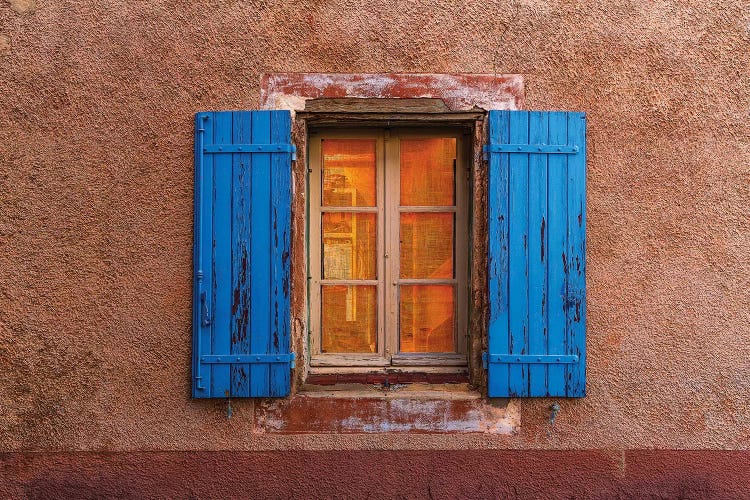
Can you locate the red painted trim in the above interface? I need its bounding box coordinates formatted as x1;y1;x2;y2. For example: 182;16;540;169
254;395;514;433
260;73;524;111
3;451;749;498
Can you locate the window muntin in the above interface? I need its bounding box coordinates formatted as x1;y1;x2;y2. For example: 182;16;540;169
309;129;468;368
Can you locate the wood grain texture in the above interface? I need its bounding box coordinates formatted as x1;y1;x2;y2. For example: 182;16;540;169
487;110;586;397
304;98;452;113
193;111;294;398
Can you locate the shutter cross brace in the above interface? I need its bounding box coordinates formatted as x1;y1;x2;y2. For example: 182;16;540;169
203;143;297;160
200;353;296;368
482;144;578;159
482;352;579;368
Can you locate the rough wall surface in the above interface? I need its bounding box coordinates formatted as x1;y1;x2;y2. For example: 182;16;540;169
3;451;750;499
1;0;749;456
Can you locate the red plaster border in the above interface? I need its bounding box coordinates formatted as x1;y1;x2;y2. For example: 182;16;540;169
3;451;749;498
260;73;524;112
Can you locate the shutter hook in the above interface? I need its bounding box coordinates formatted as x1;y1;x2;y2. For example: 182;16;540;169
547;402;561;436
225;391;233;420
549;403;560;427
549;402;561;424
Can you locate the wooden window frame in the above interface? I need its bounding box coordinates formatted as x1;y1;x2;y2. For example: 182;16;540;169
308;127;470;372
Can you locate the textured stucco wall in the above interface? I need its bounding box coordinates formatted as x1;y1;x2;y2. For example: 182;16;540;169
3;451;750;498
1;0;749;454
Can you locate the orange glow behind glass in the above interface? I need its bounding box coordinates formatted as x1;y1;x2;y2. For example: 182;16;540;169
399;285;454;353
322;139;377;207
322;285;377;353
400;213;453;279
323;212;377;280
400;138;456;206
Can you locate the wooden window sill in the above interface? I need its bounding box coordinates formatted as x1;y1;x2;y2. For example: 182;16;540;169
297;382;481;400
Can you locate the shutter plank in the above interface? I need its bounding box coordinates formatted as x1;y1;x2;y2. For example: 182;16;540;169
212;112;233;398
566;112;587;397
193;110;294;398
231;111;252;397
487;111;510;398
546;112;569;397
508;111;530;397
269;111;293;397
249;111;272;397
528;111;549;396
193;113;214;397
486;110;586;398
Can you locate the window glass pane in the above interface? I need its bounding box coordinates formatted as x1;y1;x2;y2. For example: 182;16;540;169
399;285;454;353
322;139;376;207
400;138;456;206
400;213;453;279
322;285;377;353
323;212;376;280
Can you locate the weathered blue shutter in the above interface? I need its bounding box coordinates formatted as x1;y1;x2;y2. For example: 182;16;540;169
193;110;295;398
485;110;586;397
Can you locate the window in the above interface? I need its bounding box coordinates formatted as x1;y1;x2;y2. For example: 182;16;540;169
308;129;469;370
192;108;586;399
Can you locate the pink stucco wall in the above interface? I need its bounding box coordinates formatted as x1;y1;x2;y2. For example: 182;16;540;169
1;0;749;494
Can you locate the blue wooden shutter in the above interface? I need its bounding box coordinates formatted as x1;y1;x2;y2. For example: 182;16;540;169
485;110;586;397
192;110;295;398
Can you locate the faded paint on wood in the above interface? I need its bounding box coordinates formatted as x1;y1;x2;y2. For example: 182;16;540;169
487;110;586;398
304;98;452;113
193;110;293;398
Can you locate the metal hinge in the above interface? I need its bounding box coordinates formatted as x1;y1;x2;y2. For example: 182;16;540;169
200;291;212;327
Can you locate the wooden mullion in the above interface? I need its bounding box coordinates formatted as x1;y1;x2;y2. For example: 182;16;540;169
308;135;323;357
321;206;378;213
455;133;470;356
320;279;379;286
397;279;457;285
384;132;400;360
398;206;457;213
